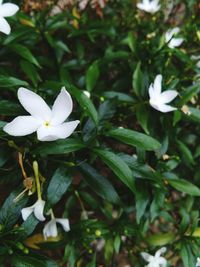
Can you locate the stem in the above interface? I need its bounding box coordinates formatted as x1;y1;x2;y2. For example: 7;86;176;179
33;161;42;200
18;153;28;180
75;190;88;219
50;209;55;220
13;188;29;203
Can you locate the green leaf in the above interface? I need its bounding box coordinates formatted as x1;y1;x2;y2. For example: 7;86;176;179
132;61;143;97
106;128;161;151
179;83;200;105
66;83;98;125
21;214;39;237
135;190;149;224
177;140;194;166
0;75;28;88
79;163;120;204
9;44;40;68
47;167;72;206
93;148;135;193
32;138;85;155
180;244;196;267
114;235;121;254
0;100;22;115
136;104;149;134
168;178;200;196
11;254;59;267
20;60;41;87
103;91;135;103
86;61;100;91
0;191;27;229
147;232;176;246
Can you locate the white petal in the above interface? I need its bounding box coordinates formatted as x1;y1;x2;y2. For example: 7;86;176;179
3;116;40;136
157;104;177;113
0;3;19;17
153;74;162;96
21;206;34;221
51;87;73;125
160;90;178;104
157;257;167;266
141;252;154;262
148;84;155;99
37;120;80;141
168;38;183;48
43;219;57;239
0;16;10;35
137;3;146;10
56;218;70;232
34;200;46;221
155;247;167;257
18;88;52;121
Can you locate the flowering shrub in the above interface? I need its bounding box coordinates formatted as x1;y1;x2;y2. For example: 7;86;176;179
1;0;200;266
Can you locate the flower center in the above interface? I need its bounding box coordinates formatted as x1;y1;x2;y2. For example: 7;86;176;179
44;121;51;128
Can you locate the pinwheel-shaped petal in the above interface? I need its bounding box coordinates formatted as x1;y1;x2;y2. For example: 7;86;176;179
3;87;80;141
165;27;184;49
0;1;19;35
137;0;160;14
149;74;178;113
21;199;46;221
141;247;167;267
43;218;70;239
196;257;200;267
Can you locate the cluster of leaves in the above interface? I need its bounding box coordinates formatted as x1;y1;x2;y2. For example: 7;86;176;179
1;0;200;266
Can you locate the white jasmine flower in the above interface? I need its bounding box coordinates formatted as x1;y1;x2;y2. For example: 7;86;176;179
141;247;167;267
137;0;160;14
165;27;184;49
149;74;178;112
0;0;19;35
3;87;80;141
196;257;200;267
43;218;70;239
21;199;45;221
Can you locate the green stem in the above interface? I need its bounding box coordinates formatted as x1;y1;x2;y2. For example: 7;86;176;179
50;209;55;220
33;161;42;200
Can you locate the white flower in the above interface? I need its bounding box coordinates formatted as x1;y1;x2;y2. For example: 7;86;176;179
165;27;184;49
149;74;178;113
196;257;200;267
0;0;19;35
43;218;70;239
3;87;80;141
137;0;160;14
21;199;45;221
141;247;167;267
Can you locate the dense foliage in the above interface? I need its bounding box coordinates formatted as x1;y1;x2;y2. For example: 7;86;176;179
1;0;200;266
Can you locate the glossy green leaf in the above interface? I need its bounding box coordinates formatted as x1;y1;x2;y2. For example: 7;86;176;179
86;61;99;91
106;128;161;151
32;138;85;155
168;179;200;196
79;162;120;204
93;148;135;193
47;167;72;206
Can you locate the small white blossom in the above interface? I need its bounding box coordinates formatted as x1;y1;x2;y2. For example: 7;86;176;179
137;0;160;14
165;27;184;49
3;87;80;141
0;0;19;35
196;257;200;267
149;74;178;113
21;199;45;221
43;218;70;239
141;247;167;267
